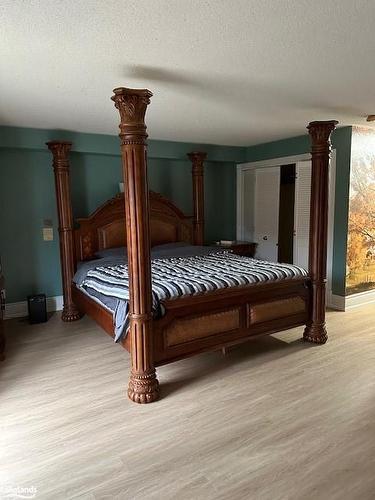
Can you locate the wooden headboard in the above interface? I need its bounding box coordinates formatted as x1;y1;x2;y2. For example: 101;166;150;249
74;191;193;261
46;137;206;323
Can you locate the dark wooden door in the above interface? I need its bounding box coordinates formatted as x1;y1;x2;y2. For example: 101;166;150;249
278;164;296;263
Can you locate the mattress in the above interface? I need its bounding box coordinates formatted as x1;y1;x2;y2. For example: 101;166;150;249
74;244;307;343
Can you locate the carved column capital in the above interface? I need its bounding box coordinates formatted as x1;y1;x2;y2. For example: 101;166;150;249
46;141;72;166
188;151;207;173
111;88;153;144
307;121;338;153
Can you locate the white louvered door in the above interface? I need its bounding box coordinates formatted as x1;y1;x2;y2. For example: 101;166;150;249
254;167;280;261
293;161;312;269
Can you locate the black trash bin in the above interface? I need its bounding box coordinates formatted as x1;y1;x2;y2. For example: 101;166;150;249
27;294;47;324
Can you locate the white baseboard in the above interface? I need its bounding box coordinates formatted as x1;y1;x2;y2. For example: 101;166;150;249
328;293;346;311
345;288;375;310
328;289;375;311
5;289;374;319
5;295;63;320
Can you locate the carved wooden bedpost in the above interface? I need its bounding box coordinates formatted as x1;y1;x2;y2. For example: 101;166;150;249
111;87;159;404
47;141;80;322
304;120;338;344
188;151;206;245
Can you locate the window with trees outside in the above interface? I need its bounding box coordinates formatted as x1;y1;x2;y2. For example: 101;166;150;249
347;127;375;294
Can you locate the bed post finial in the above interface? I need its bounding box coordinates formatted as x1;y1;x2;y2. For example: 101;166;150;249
46;140;81;322
304;120;338;345
188;151;206;245
112;87;159;404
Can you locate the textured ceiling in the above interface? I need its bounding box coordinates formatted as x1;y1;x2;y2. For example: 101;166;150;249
1;0;375;146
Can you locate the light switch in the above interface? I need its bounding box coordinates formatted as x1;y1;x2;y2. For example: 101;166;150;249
43;227;54;241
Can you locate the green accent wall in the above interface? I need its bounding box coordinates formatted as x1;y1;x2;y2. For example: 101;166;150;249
0;124;352;303
0;126;244;302
245;126;353;296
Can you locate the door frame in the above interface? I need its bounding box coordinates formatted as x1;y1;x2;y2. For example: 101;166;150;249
236;151;336;307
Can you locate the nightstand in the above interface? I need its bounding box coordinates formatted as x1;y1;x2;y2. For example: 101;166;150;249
214;241;257;257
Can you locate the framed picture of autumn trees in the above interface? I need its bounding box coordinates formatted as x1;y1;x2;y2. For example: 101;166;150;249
347;127;375;294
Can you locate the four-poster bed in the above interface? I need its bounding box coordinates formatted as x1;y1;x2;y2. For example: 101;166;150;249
47;88;338;404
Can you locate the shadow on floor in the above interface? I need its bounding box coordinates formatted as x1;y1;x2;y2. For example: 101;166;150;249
160;333;317;398
1;314;320;398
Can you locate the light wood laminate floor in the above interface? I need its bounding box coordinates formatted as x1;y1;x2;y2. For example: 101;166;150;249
1;306;375;500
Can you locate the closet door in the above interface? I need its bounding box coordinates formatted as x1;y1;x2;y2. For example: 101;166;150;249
293;160;312;269
254;167;280;261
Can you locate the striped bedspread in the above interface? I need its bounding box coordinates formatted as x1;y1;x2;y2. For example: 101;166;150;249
79;252;307;341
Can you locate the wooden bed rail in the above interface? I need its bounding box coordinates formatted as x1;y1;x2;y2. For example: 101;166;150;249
111;87;159;404
304;120;338;344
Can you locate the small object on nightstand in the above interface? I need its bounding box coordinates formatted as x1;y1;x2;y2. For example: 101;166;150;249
214;240;257;257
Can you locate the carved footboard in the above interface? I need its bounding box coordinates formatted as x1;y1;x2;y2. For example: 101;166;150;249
153;278;310;365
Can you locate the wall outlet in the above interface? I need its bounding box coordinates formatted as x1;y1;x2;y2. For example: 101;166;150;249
43;227;54;241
